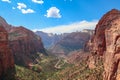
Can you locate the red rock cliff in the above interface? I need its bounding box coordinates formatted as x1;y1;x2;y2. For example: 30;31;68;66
9;26;46;66
0;16;46;67
0;25;14;79
89;9;120;80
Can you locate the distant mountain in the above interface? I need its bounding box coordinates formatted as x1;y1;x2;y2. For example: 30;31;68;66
35;31;68;48
0;16;46;67
48;30;94;56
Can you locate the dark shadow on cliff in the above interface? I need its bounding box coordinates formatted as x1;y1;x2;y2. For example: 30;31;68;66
0;67;16;80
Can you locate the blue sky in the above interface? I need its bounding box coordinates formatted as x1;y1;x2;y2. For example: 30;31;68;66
0;0;120;33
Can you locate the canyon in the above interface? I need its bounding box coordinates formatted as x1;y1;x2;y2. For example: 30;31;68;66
36;30;94;56
0;9;120;80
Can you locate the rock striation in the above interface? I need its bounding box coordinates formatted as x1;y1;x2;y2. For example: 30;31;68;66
88;9;120;80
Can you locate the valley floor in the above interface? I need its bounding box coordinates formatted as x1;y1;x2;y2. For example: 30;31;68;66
14;54;103;80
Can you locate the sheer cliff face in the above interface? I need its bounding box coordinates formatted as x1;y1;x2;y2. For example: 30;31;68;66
0;25;14;79
0;16;46;67
104;10;120;80
89;9;120;80
9;26;46;66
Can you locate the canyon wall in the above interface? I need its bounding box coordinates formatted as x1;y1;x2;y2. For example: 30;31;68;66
0;25;14;80
88;9;120;80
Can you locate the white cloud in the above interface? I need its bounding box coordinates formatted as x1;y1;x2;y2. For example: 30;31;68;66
12;7;15;9
45;7;61;18
32;0;44;4
33;20;98;34
17;3;27;9
17;3;35;14
1;0;11;3
21;9;35;14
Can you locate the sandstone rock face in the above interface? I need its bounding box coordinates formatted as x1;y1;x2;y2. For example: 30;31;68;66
104;10;120;80
0;16;46;67
0;16;12;31
9;26;46;66
89;9;120;80
0;25;14;79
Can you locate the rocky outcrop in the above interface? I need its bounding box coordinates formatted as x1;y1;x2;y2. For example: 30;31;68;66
9;26;46;66
0;25;14;80
103;9;120;80
88;9;120;80
0;16;12;31
0;16;46;67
